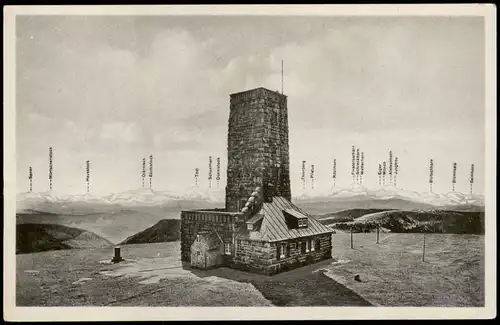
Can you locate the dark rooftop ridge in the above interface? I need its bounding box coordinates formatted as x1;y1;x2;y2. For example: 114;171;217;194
229;87;287;98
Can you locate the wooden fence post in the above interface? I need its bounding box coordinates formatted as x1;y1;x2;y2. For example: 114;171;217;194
350;227;353;249
422;234;426;262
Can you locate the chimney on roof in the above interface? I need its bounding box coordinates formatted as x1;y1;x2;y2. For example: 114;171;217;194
263;166;279;202
263;180;276;203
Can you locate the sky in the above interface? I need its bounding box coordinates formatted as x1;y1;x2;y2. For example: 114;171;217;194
15;15;485;196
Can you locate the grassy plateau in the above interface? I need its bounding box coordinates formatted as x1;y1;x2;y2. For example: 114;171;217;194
17;233;484;307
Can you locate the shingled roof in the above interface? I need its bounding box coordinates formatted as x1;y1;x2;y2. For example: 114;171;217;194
236;196;333;242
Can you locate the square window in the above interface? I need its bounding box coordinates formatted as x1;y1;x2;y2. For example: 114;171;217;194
247;224;253;231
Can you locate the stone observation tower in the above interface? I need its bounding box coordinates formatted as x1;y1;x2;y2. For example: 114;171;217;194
225;87;291;212
180;87;333;276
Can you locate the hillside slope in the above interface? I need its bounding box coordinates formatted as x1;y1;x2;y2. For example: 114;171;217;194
119;219;181;245
315;208;396;224
16;223;114;254
330;210;484;234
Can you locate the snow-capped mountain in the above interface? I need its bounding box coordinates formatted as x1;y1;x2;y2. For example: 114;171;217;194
105;188;181;206
295;187;335;200
293;182;484;209
16;183;483;215
328;183;370;198
369;185;422;202
16;186;225;209
180;185;224;202
322;183;484;207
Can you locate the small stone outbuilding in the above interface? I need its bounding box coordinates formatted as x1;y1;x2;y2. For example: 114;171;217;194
190;230;224;269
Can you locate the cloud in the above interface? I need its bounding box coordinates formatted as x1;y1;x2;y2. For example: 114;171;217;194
15;16;485;195
100;122;141;144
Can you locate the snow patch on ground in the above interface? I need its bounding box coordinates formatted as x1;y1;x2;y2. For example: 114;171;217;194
72;278;93;285
331;259;351;266
24;270;39;274
98;256;269;299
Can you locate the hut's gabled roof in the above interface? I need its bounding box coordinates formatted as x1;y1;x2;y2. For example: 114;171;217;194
236;196;333;242
194;230;223;250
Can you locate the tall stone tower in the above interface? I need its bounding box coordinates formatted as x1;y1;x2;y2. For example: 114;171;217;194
225;87;291;213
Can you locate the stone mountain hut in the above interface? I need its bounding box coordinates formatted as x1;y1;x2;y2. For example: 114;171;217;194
181;87;334;275
190;230;224;269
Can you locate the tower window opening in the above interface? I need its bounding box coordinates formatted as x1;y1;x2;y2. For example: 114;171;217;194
272;111;278;125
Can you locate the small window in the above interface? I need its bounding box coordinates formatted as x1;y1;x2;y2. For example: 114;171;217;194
280;243;286;259
300;241;306;254
247;224;253;231
271;166;279;180
311;239;315;252
224;243;231;255
298;218;308;228
197;251;200;256
315;239;321;251
306;239;310;253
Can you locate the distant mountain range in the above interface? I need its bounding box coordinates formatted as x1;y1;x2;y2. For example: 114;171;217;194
17;184;484;216
17;186;224;206
16;187;225;215
293;184;484;214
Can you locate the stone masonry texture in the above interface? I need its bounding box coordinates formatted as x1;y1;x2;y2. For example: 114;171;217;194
231;234;332;275
225;88;291;213
180;209;243;263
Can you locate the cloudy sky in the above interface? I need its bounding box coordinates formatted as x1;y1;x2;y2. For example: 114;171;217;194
16;15;485;196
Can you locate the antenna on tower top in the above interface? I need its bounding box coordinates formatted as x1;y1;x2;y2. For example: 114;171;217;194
281;60;284;94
